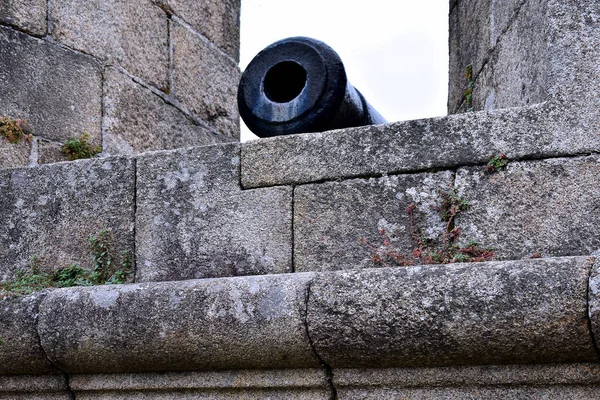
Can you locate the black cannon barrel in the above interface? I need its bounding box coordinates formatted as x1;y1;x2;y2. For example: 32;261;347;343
238;37;386;138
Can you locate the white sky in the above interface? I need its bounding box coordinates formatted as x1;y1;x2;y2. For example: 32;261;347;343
239;0;449;142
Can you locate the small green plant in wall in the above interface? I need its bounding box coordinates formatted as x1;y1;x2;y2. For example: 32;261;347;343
0;230;131;300
485;153;509;173
0;117;32;144
464;65;475;112
61;133;101;160
361;188;494;267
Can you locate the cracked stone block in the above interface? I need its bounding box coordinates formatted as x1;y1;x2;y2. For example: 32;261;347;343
136;143;292;282
448;0;491;113
155;0;240;60
0;0;47;36
0;157;135;280
455;156;600;260
38;274;319;373
0;293;58;375
469;0;548;113
102;67;232;156
0;25;102;143
294;171;454;272
307;257;596;369
172;21;240;137
50;0;168;89
0;138;31;169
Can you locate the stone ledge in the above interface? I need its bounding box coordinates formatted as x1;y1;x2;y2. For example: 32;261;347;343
241;101;600;189
0;256;597;376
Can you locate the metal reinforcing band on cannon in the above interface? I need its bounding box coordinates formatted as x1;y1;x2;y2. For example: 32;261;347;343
238;37;386;138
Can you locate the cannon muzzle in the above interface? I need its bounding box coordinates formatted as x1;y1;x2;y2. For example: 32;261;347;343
238;37;386;138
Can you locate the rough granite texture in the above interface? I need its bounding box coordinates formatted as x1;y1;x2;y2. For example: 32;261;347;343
295;171;453;272
334;363;600;388
37;274;319;373
0;25;102;143
456;156;600;260
338;386;600;399
37;139;68;164
241;102;600;188
102;67;231;156
0;293;58;375
307;257;597;368
0;139;31;169
69;369;329;398
587;258;600;345
135;144;292;282
0;0;47;36
468;0;548;113
172;20;240;137
50;0;169;89
0;157;135;280
155;0;240;60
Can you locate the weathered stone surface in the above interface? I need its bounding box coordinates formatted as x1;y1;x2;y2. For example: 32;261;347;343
172;21;240;137
338;386;600;399
0;293;58;374
50;0;168;89
0;0;46;36
307;257;596;368
468;0;548;113
334;363;600;389
295;171;453;272
70;369;329;399
38;274;319;373
155;0;240;60
241;102;600;188
136;144;292;282
0;375;68;399
455;156;600;260
448;0;490;113
0;26;102;143
102;67;232;156
0;157;135;280
0;138;31;169
37;139;68;164
587;258;600;349
336;363;600;399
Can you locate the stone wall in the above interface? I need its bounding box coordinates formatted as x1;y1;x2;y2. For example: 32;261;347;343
2;0;600;398
0;0;240;168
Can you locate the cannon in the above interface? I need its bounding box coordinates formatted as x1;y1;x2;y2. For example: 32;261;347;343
238;37;386;138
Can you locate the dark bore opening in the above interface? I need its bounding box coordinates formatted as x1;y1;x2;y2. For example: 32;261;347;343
263;61;307;103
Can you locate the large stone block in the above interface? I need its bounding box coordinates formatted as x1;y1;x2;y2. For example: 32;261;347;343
102;67;232;156
294;171;453;272
155;0;240;60
0;26;102;143
136;144;292;282
307;257;597;369
448;0;490;113
0;375;70;399
0;0;46;36
0;157;135;280
241;102;600;188
172;21;240;137
0;293;58;375
455;156;600;260
468;0;548;113
50;0;168;89
335;363;600;399
37;274;319;373
69;369;330;399
0;138;31;169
